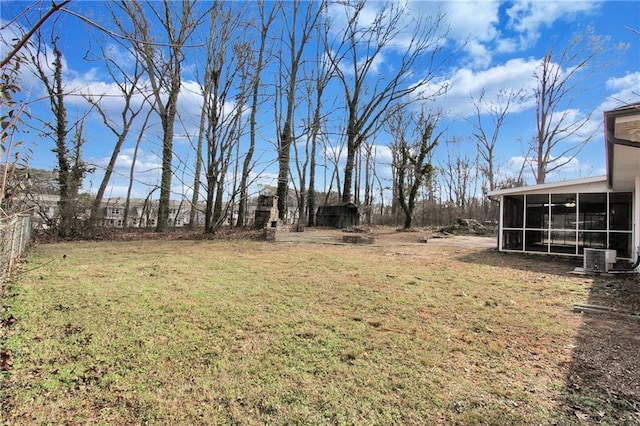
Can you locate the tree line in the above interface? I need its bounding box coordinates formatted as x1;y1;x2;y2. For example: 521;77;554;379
1;0;612;236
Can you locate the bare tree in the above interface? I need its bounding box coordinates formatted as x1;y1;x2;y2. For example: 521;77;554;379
305;68;331;226
292;63;331;226
359;142;377;225
187;1;242;231
439;138;476;221
0;0;70;69
185;12;216;230
29;38;91;236
209;93;246;232
387;106;441;229
113;0;204;232
123;106;155;228
323;139;344;204
85;53;148;228
325;0;448;203
0;53;31;214
291;84;312;225
236;1;277;227
530;27;613;183
469;89;523;193
1;1;70;213
195;3;246;233
274;0;324;222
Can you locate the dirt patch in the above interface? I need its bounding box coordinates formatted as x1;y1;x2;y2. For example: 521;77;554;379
561;275;640;424
274;225;497;249
464;248;640;424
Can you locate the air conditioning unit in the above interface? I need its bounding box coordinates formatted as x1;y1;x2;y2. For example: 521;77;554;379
583;248;616;273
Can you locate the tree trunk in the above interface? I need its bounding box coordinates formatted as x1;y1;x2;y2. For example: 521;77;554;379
188;104;207;230
307;130;317;226
342;140;356;203
156;116;176;232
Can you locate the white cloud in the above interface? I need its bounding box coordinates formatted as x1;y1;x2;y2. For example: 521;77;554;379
464;40;492;69
118;153;161;173
322;143;345;164
502;152;599;186
178;80;205;117
601;72;640;111
504;1;601;49
605;72;640;92
89;149;161;176
520;107;602;149
437;1;500;65
495;37;520;55
369;144;394;181
336;51;387;77
439;1;501;43
423;1;602;68
101;185;135;199
327;0;448;56
84;148;164;197
102;43;138;72
327;1;412;39
432;58;539;118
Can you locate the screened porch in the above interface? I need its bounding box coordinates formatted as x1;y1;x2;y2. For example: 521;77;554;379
500;191;633;258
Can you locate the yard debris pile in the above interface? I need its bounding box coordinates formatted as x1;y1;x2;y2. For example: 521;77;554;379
342;225;371;233
342;234;375;244
341;226;376;243
439;218;491;236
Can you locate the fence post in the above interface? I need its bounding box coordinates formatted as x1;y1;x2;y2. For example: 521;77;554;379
0;219;7;283
0;214;33;285
8;216;16;273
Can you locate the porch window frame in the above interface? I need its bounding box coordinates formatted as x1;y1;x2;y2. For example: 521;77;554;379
500;192;633;258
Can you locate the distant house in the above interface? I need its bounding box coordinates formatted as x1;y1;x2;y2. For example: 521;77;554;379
488;104;640;267
316;203;360;228
21;194;277;230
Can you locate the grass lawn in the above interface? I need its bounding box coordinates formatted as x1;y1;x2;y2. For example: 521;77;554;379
1;232;637;424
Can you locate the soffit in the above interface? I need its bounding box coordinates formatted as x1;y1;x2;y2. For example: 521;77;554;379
609;108;640;191
614;113;640;143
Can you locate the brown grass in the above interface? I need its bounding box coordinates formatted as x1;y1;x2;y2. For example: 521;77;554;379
1;229;638;424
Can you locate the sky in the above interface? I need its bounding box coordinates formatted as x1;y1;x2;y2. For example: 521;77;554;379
1;0;639;205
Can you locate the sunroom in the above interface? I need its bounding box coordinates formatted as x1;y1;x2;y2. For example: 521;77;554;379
488;104;640;268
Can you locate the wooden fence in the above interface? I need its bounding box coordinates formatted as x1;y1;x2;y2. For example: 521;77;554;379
1;214;32;285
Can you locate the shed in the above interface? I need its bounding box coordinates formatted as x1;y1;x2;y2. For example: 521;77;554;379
316;203;360;228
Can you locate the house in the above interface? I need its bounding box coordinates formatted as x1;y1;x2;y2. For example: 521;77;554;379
488;104;640;268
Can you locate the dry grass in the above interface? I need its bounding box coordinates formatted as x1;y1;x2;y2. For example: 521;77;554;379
1;231;637;424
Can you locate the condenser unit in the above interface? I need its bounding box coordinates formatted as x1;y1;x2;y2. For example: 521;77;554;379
583;248;617;273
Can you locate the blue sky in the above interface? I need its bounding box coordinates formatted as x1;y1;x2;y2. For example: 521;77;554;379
1;0;639;204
